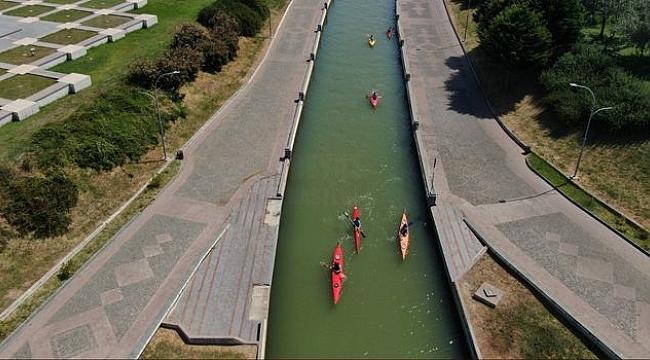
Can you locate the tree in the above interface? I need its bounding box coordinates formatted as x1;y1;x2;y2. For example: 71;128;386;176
480;4;553;71
533;0;584;55
615;0;650;54
540;43;650;133
0;169;78;238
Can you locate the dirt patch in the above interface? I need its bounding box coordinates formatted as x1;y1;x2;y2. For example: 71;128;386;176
459;254;595;358
140;328;257;359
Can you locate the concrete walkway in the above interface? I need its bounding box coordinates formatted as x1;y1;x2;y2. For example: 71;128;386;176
397;0;650;357
0;0;324;357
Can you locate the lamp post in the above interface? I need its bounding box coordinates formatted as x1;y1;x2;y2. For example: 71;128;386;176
463;0;471;41
153;71;180;161
568;82;613;178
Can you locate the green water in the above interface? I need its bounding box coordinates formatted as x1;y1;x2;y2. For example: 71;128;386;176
265;0;468;358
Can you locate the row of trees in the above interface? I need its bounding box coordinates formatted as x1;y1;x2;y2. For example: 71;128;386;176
474;0;650;133
0;0;271;239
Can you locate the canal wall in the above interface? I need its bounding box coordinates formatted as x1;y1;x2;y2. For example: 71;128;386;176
276;0;332;199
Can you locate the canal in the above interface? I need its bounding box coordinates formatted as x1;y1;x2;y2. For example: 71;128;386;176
265;0;469;357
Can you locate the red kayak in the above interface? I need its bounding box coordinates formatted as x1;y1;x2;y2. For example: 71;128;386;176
387;28;393;39
369;92;379;108
352;205;361;253
331;242;345;305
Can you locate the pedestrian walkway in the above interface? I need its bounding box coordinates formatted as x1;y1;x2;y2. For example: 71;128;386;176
397;0;650;357
0;0;325;357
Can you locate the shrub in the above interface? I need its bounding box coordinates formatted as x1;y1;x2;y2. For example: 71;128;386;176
199;0;265;37
0;169;78;238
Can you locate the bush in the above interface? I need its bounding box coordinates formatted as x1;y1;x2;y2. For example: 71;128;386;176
0;169;78;239
171;22;231;73
198;0;266;37
540;43;650;133
29;86;176;172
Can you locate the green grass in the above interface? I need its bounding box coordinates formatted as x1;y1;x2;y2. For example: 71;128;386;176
0;45;57;65
0;0;215;162
528;153;650;252
0;1;17;11
4;4;54;17
81;14;132;28
40;29;98;45
43;0;80;4
82;0;126;9
0;74;57;100
41;9;93;23
503;302;595;359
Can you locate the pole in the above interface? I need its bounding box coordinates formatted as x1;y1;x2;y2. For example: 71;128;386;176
463;0;471;41
153;71;180;161
568;83;613;178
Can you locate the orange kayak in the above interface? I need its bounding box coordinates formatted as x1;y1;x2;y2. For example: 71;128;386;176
352;205;361;253
398;211;410;260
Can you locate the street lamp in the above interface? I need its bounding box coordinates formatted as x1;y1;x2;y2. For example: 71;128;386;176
463;0;471;41
568;82;613;178
152;71;180;161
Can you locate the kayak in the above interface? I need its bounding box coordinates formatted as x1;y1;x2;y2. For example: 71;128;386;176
331;242;345;305
352;205;361;253
387;29;393;39
398;210;410;260
368;37;376;47
369;93;379;108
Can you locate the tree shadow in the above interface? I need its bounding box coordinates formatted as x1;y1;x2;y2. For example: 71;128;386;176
616;53;650;81
442;47;535;121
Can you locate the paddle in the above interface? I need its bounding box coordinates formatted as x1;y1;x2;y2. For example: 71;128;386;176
343;212;366;238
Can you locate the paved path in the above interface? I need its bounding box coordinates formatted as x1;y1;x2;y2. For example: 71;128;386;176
398;0;650;357
0;0;324;357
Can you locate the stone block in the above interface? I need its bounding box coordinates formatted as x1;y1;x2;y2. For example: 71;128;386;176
0;110;13;127
100;28;125;42
2;99;39;121
128;0;148;10
136;14;157;28
472;282;505;308
58;73;91;93
57;44;86;60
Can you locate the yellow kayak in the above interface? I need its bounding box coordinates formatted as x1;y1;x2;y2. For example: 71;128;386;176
368;37;376;47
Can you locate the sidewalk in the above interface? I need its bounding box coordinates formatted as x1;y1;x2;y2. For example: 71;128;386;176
0;0;325;357
397;0;650;357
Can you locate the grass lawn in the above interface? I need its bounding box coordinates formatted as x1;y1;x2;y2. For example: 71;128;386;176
0;74;57;100
81;14;133;28
4;4;54;17
41;9;94;23
82;0;127;9
40;28;98;45
42;0;79;4
0;1;17;11
0;45;57;65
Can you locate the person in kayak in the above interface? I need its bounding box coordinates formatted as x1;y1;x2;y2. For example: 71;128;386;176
400;222;408;236
352;216;361;229
369;34;374;42
386;27;392;38
332;262;342;274
371;91;378;100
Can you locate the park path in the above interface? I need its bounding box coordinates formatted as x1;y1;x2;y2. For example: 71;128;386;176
0;0;325;358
